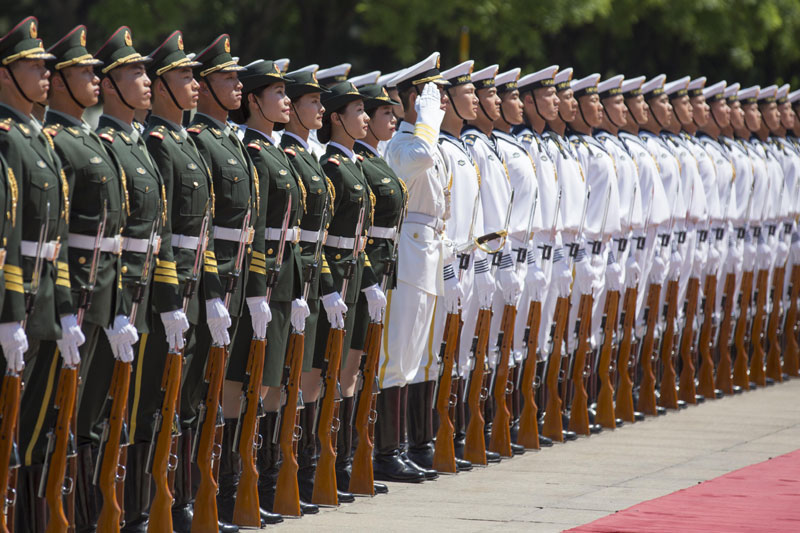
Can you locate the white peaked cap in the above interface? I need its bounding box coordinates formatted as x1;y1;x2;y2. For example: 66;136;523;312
378;69;403;88
316;63;352;83
598;74;624;96
703;80;726;101
554;67;573;89
349;70;381;88
570;73;600;94
664;76;691;97
757;84;777;101
472;64;499;84
738;85;760;102
725;82;741;99
641;74;667;96
518;65;558;92
620;75;646;95
441;60;474;83
392;52;448;91
777;84;790;100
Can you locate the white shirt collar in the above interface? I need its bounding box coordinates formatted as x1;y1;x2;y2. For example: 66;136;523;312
249;127;277;146
282;131;310;151
328;141;356;162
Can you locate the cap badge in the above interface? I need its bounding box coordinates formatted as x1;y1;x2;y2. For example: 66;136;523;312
124;30;132;46
80;30;87;47
224;38;230;53
274;64;280;73
29;22;37;38
177;34;184;50
436;55;440;69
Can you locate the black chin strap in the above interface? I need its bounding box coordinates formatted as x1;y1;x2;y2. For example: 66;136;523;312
160;76;186;111
253;95;275;125
58;70;88;110
478;95;493;124
498;97;514;129
709;105;724;132
205;77;234;113
107;72;135;110
291;101;312;133
335;111;358;142
648;101;668;132
7;65;34;103
445;87;468;122
557;92;571;123
603;107;626;130
576;98;592;131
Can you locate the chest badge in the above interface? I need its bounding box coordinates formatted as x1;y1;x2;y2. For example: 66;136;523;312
354;184;363;191
187;163;198;170
89;156;102;164
512;152;520;158
381;178;391;183
311;175;321;182
36;160;47;168
458;160;466;166
279;169;288;175
136;167;146;175
227;158;237;165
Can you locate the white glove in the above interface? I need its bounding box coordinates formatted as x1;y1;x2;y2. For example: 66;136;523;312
776;241;790;267
246;296;271;339
414;82;445;136
791;239;800;263
525;262;547;301
291;298;311;332
0;322;27;373
573;259;595;295
206;298;231;346
474;263;495;308
442;267;463;314
706;246;722;275
668;250;683;280
104;314;139;363
321;292;347;329
552;257;573;297
362;284;387;322
624;254;641;288
160;309;190;351
606;262;624;292
756;242;772;270
497;268;522;304
691;245;707;279
57;314;85;367
649;254;667;284
743;242;757;271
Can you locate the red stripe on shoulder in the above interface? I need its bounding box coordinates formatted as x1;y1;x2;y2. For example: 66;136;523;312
247;142;261;151
327;157;340;166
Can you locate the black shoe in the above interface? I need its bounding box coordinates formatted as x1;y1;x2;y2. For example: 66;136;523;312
373;452;425;483
337;490;355;503
749;382;758;390
300;500;319;515
121;520;148;533
218;521;239;532
634;411;646;421
695;394;705;403
259;509;284;525
510;443;526;455
455;457;473;472
405;444;435;470
563;430;578;441
615;418;625;427
677;400;688;409
373;482;389;494
656;406;667;415
402;453;438;480
486;450;502;463
538;435;554;447
714;389;724;398
732;385;743;394
765;377;775;385
171;504;193;533
589;424;603;434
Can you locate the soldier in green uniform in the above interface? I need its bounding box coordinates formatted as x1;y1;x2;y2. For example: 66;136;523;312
188;35;278;527
42;24;139;531
228;58;317;517
143;31;231;532
313;81;386;500
92;27;191;531
0;150;26;376
0;16;76;532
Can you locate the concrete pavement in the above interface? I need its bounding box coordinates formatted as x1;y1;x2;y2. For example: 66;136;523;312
268;379;800;531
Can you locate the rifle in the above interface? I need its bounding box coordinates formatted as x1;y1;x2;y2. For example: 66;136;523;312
96;217;161;532
677;276;700;404
147;201;211;533
715;272;737;394
784;262;800;377
42;202;107;533
696;270;718;399
594;287;619;429
193;207;252;532
274;200;327;511
765;261;786;382
732;175;759;391
749;269;769;387
312;206;365;506
232;199;291;525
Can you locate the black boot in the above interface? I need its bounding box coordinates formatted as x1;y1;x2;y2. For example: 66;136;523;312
14;464;47;533
256;412;287;523
372;386;424;483
171;429;194;533
402;381;438;480
216;419;240;524
121;443;151;532
297;402;318;503
335;396;354;491
75;444;99;533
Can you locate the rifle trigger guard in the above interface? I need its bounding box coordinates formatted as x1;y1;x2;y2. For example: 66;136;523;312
6;487;16;508
331;416;341;433
479;386;489;401
532;375;541;389
504;381;514;395
368;409;378;425
211;443;222;462
168;452;179;472
448;392;458;408
62;476;74;496
254;433;263;451
115;464;127;483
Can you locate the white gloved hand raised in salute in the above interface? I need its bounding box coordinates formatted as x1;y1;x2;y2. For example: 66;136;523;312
414;82;446;140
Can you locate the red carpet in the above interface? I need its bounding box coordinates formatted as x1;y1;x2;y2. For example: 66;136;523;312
568;448;800;533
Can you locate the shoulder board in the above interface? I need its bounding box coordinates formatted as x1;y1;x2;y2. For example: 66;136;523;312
43;125;61;137
0;119;11;132
284;147;296;157
463;134;477;145
186;124;206;134
521;133;533;143
356;154;364;161
248;142;261;151
99;132;115;143
149;130;164;140
327;157;340;166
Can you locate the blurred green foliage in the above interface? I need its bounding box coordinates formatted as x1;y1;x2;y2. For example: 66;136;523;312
3;0;799;86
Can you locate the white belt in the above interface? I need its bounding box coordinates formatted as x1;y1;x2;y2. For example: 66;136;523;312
326;235;365;250
171;234;200;249
367;226;396;240
405;212;444;233
122;235;161;254
68;233;123;255
214;226;254;243
21;240;60;261
299;229;321;243
265;227;299;243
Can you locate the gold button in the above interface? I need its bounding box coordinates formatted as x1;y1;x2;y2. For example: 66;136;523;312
326;223;330;229
121;265;128;274
368;239;374;245
286;183;291;189
267;248;273;255
193;181;199;187
247;246;252;254
335;254;341;260
5;211;9;220
389;190;394;195
317;188;322;193
413;233;419;239
101;176;107;183
145;186;149;192
78;256;86;264
234;176;239;182
43;182;48;189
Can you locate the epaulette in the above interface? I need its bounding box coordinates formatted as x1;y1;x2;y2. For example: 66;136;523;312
327;157;340;166
284;147;296;157
463;134;476;145
98;130;115;143
149;130;164;140
248;142;261;151
521;133;533;143
186;124;206;135
16;123;31;137
43;125;61;137
356;154;364;161
0;119;11;132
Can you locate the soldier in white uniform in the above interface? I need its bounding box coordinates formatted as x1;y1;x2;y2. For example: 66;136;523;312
375;52;451;481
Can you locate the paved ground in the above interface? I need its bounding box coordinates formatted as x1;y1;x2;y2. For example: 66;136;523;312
269;379;800;532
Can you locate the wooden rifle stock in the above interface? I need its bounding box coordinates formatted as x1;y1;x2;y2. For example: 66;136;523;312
350;322;383;493
312;327;344;506
517;300;541;449
678;277;700;404
231;339;265;526
147;349;182;533
697;274;718;398
715;273;737;393
568;293;593;435
595;290;620;429
463;308;492;464
657;279;679;409
0;373;20;533
765;266;787;382
615;286;637;422
542;297;569;441
95;360;131;533
489;304;516;457
749;268;769;386
192;345;227;533
783;264;800;377
732;271;754;390
637;283;661;415
43;367;78;533
431;313;459;473
274;332;304;514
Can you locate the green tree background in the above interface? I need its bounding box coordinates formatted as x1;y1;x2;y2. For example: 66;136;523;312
4;0;799;87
